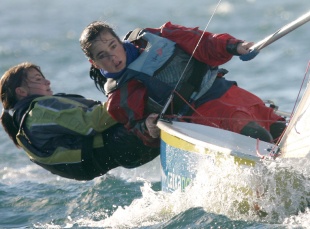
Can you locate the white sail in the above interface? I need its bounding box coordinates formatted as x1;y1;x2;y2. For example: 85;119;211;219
279;78;310;158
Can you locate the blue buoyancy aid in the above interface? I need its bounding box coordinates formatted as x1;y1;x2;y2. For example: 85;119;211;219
105;31;215;113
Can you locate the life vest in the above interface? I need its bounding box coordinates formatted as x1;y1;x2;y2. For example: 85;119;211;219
105;31;218;114
15;95;110;180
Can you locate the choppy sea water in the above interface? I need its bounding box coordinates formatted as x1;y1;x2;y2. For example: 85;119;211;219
0;0;310;228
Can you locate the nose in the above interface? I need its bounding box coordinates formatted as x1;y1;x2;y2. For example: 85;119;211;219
44;79;51;85
110;54;118;62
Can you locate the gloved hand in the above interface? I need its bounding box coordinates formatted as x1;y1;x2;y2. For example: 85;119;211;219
236;41;255;55
145;113;160;138
238;42;260;61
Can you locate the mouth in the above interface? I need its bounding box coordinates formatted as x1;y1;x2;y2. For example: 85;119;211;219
115;61;124;70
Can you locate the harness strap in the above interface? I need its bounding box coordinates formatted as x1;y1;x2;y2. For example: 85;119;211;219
124;28;144;42
81;136;95;176
81;136;106;176
124;28;149;50
167;59;210;115
188;59;211;91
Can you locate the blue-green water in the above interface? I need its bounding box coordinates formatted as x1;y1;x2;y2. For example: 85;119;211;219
1;0;310;228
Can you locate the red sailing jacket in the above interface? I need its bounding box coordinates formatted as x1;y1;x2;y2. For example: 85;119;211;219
145;22;241;66
106;22;242;146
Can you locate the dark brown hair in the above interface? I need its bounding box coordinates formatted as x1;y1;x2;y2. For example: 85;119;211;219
80;21;122;94
0;62;43;147
79;21;121;59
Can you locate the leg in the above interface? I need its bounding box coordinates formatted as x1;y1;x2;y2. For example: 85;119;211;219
270;121;287;141
240;121;273;142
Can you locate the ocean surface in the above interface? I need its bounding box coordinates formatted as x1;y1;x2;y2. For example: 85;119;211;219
0;0;310;228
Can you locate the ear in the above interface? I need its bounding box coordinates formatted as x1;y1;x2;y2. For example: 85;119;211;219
89;59;99;69
15;87;28;98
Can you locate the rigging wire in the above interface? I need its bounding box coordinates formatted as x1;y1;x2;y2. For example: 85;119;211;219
162;0;223;170
160;0;223;117
287;60;310;124
271;60;310;158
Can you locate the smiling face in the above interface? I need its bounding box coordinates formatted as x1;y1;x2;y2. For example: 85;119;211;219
89;31;126;73
15;68;53;98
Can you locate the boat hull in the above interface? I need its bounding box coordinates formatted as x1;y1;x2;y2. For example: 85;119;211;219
158;120;276;192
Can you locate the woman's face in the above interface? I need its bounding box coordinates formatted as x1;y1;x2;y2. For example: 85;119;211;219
18;68;53;97
89;32;126;73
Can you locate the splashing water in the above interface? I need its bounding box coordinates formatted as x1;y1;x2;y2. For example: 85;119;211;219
56;152;310;228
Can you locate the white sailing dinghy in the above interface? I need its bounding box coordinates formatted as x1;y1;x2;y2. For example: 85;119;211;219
158;11;310;193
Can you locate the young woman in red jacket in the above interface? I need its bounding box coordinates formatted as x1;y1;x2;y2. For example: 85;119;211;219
79;21;286;145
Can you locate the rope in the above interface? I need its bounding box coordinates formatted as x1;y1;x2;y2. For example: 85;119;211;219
164;89;287;125
256;139;265;159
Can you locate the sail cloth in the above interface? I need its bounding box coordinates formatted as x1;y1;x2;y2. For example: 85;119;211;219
279;68;310;158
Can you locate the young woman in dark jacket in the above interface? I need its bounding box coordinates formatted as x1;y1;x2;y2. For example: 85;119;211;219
0;62;160;180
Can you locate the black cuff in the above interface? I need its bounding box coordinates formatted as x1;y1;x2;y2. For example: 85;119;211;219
226;41;243;56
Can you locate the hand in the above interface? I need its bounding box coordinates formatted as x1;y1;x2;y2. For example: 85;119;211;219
145;113;160;138
238;41;260;61
236;41;255;55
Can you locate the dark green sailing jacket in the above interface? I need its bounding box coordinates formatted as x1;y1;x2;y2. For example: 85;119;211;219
13;94;118;180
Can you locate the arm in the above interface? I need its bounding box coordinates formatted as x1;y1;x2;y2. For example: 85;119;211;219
145;22;244;66
27;96;117;137
107;80;147;125
107;80;160;146
129;118;160;147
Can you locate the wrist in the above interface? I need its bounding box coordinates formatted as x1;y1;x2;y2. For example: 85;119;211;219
226;40;243;56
